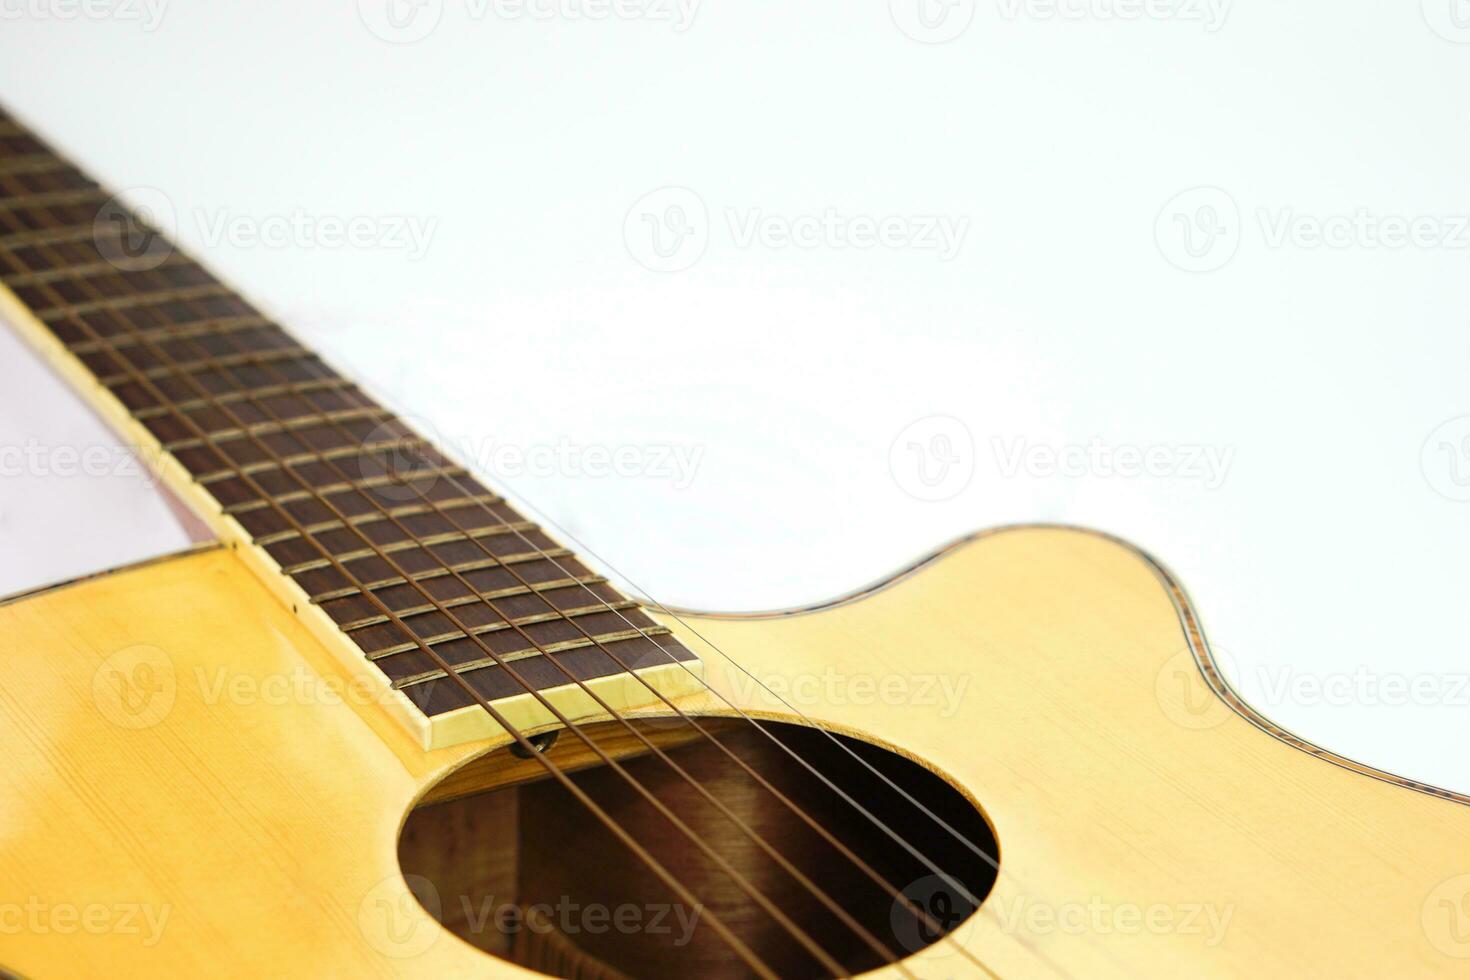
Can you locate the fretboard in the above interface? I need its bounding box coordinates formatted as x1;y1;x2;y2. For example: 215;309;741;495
0;105;698;745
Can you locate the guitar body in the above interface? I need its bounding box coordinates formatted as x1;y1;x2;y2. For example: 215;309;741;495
2;526;1465;978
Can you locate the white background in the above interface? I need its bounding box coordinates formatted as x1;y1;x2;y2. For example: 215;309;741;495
1;0;1469;794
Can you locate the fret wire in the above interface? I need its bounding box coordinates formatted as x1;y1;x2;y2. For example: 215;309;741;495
37;282;234;320
163;406;394;451
332;573;607;631
96;343;314;386
372;616;659;666
254;494;505;546
219;465;467;511
392;645;546;682
0;186;105;213
279;521;541;575
135;377;358;419
305;549;577;603
68;314;273;355
298;546;559;587
2;252;189;288
198;439;433;486
366;598;645;649
141;261;916;977
386;625;670;686
0;154;71;177
0;221;106;250
0;183;786;980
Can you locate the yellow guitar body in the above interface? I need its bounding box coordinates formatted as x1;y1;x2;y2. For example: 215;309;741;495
1;527;1465;978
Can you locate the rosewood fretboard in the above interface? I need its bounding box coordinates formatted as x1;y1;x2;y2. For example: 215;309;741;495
0;106;697;731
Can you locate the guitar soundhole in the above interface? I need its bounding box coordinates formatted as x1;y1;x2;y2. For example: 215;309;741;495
400;719;999;978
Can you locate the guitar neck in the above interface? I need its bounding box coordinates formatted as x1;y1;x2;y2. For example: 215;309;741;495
0;105;699;749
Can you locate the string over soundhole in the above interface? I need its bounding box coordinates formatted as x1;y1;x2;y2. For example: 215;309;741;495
400;718;999;979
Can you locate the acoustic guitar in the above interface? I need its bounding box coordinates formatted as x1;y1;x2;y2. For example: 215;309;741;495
0;103;1466;979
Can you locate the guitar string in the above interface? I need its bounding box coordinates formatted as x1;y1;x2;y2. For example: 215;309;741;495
144;297;924;977
0;209;795;980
